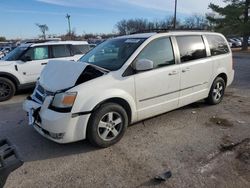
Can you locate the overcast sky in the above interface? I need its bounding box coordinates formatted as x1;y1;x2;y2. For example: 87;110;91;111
0;0;226;39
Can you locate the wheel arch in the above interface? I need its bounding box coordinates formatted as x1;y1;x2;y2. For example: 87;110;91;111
92;97;132;124
216;72;228;86
0;72;20;89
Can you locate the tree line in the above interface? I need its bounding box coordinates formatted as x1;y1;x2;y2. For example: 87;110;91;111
115;15;210;35
1;0;249;50
115;0;250;50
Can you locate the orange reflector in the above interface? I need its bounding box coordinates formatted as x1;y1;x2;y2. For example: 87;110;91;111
62;95;76;105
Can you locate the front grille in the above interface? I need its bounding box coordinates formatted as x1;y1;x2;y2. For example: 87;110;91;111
31;84;54;104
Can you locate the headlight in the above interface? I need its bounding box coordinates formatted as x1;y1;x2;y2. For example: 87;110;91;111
50;92;77;112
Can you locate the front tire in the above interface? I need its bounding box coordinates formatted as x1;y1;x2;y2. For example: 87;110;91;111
0;77;16;102
87;103;128;148
206;77;226;105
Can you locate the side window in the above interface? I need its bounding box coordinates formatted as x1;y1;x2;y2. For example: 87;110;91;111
176;36;207;63
135;37;175;69
25;46;49;60
206;35;229;56
52;45;71;58
72;45;91;55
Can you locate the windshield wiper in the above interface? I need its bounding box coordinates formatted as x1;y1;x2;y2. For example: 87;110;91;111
83;62;110;73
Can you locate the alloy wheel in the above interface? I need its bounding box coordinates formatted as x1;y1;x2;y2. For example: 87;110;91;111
212;82;224;101
97;112;123;141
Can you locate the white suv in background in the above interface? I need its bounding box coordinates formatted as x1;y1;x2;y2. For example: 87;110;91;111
23;31;234;147
0;41;92;101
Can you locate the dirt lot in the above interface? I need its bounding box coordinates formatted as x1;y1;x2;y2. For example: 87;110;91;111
1;54;250;188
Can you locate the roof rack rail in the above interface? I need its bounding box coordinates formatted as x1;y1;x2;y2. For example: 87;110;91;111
130;28;210;35
21;38;62;44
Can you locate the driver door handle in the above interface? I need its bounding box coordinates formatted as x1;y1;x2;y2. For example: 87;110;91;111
169;70;179;76
182;68;191;73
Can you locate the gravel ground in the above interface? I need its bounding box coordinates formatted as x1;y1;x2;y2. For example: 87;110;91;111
1;54;250;188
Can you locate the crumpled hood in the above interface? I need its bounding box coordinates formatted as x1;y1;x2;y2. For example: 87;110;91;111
39;60;88;92
0;60;14;66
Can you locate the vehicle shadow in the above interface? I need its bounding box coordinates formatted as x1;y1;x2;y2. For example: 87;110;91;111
0;98;224;163
2;127;97;163
0;102;98;163
15;88;34;95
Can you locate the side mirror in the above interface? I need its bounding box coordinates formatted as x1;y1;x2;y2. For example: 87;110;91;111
135;59;154;71
20;56;31;62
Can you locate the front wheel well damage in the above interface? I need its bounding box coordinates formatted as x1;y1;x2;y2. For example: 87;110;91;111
93;98;132;124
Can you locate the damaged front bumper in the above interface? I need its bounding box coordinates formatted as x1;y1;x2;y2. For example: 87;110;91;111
23;96;91;144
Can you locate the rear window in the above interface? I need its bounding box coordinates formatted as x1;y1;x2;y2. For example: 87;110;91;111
176;36;207;63
72;45;91;55
52;45;71;58
206;35;229;56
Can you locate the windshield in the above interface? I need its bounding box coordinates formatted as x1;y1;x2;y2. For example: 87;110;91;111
79;38;146;71
3;46;28;61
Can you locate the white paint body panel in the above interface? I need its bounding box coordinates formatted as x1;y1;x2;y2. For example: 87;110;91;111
0;41;88;86
134;65;181;120
23;32;235;144
39;60;87;92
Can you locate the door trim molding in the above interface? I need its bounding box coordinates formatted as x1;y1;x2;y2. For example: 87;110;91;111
139;82;208;102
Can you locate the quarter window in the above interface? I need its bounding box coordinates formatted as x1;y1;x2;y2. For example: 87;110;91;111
135;37;175;69
72;45;91;55
52;45;71;58
206;35;229;56
176;36;207;63
25;46;49;60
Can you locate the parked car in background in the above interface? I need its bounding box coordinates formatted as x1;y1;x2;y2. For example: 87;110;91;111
228;38;242;48
229;37;250;46
0;41;91;101
0;47;13;59
227;41;233;48
23;31;234;148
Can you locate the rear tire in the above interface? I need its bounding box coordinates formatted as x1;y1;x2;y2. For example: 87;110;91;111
0;77;16;102
87;103;128;148
206;77;225;105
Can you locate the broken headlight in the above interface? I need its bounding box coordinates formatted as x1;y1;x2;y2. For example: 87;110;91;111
50;92;77;113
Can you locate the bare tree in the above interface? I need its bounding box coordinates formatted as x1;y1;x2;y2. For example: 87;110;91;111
0;36;6;41
36;23;49;39
116;19;149;35
184;14;209;30
115;17;181;35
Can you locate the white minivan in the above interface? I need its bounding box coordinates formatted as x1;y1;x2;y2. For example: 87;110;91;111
23;31;234;147
0;41;92;101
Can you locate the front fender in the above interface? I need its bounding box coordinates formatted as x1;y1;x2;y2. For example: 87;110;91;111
72;89;138;123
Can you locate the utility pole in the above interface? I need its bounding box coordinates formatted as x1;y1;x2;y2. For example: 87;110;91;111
173;0;177;29
66;14;71;35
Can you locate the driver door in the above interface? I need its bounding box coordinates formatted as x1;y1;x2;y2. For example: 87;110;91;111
134;37;181;120
18;46;49;83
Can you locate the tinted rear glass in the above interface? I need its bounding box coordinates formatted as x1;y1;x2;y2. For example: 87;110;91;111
176;36;207;63
72;45;91;55
206;35;229;56
52;45;71;58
